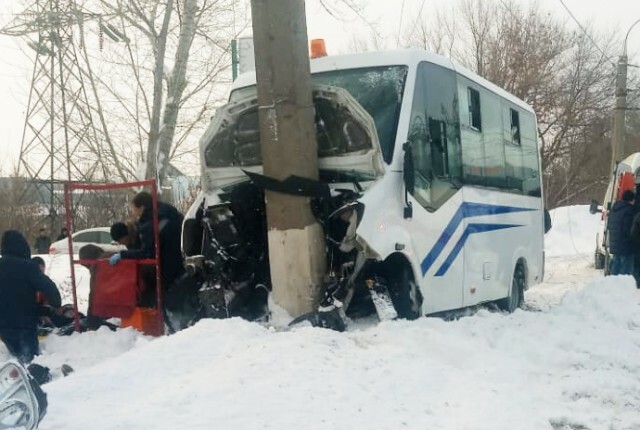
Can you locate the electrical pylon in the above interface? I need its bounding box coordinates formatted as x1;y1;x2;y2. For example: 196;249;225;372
3;0;103;234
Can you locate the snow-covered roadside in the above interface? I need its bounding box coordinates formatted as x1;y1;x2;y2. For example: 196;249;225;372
544;205;601;258
526;255;600;311
527;205;603;310
39;274;640;430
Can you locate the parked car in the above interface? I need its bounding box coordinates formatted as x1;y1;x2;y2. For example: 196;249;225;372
48;227;125;254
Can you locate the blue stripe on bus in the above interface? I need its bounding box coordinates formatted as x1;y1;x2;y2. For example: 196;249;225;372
434;223;522;277
420;202;535;276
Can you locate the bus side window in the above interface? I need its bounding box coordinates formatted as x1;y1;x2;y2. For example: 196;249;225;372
468;88;482;131
520;111;540;196
407;62;461;212
510;108;521;145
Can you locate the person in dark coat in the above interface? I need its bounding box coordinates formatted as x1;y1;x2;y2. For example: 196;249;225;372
607;190;636;276
33;228;51;254
110;192;185;296
56;227;68;241
0;230;61;363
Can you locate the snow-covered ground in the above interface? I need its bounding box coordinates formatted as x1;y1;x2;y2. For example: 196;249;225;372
3;206;640;430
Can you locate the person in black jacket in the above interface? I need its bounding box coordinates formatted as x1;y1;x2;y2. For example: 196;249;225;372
607;190;636;276
56;227;68;241
109;192;185;298
0;230;61;363
33;228;51;254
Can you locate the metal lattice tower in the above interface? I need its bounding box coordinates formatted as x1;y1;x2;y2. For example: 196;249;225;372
3;0;103;233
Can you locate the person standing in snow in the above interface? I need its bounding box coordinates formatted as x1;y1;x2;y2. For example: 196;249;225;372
607;190;636;276
33;228;51;254
109;192;185;297
0;230;61;363
628;187;640;287
56;227;68;241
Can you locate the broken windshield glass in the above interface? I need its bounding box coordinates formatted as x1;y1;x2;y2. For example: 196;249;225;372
228;65;408;163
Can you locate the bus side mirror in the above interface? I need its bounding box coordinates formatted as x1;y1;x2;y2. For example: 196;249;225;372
589;200;602;214
403;142;414;219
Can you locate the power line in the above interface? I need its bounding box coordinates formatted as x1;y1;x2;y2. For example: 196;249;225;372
406;0;427;44
557;0;615;67
396;0;405;48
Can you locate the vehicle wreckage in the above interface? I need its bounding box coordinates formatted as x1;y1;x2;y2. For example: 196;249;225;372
180;83;420;330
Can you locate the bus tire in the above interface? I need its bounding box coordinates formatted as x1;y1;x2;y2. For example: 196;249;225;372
498;263;525;313
388;265;423;320
594;250;605;270
604;252;611;276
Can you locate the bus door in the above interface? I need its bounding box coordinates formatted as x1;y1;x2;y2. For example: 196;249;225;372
408;190;466;314
405;60;467;313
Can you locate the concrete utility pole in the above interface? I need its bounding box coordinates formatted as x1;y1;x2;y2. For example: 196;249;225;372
250;0;326;317
611;18;640;168
612;55;628;169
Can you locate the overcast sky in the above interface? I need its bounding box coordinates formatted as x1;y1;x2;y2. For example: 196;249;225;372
1;0;639;173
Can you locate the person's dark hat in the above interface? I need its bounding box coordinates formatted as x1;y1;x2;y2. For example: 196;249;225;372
622;190;635;202
1;230;31;259
32;256;45;267
110;222;129;241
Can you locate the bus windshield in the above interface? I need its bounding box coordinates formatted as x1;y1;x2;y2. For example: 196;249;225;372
229;65;408;163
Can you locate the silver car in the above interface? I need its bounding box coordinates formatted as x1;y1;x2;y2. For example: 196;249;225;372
48;227;126;254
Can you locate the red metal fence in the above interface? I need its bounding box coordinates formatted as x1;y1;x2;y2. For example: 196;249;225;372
63;180;164;334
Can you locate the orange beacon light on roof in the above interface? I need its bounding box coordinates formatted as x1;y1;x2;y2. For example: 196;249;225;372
310;39;327;58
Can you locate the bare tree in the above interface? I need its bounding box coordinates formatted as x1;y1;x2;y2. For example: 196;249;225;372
403;0;620;208
69;0;248;185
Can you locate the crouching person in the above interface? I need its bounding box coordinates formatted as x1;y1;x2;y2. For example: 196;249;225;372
0;230;61;363
608;190;636;276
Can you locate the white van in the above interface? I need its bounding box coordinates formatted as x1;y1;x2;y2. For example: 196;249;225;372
591;152;640;271
181;49;545;326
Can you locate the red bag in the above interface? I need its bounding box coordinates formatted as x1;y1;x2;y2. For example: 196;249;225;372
91;260;140;319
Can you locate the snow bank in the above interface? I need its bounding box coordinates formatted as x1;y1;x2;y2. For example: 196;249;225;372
545;205;600;257
37;327;150;371
38;274;640;430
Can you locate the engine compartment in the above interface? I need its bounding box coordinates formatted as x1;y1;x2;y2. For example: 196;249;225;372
176;83;420;330
182;179;381;327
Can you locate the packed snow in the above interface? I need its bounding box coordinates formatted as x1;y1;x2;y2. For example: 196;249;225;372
2;205;640;430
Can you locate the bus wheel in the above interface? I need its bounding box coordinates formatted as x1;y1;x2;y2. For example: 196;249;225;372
498;263;525;313
388;266;423;320
594;250;606;270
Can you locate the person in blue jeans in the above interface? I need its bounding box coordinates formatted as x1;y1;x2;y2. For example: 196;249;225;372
608;190;636;276
0;230;61;363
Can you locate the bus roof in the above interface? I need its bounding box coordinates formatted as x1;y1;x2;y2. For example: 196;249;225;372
231;49;535;114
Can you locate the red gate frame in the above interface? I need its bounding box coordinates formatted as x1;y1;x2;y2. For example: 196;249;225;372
63;179;163;333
